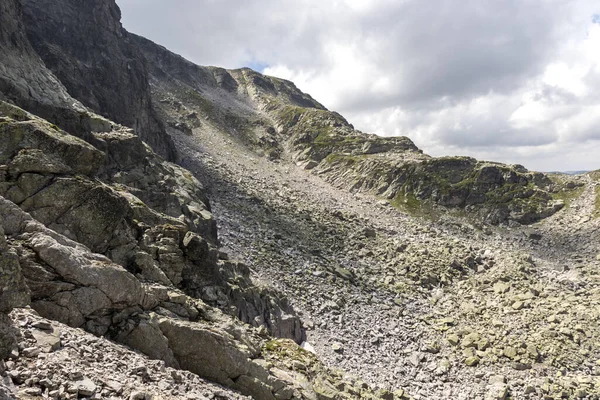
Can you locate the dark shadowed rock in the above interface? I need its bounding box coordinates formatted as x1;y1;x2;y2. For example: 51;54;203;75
19;0;176;160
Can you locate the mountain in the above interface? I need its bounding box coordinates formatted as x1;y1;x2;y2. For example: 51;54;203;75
1;0;599;399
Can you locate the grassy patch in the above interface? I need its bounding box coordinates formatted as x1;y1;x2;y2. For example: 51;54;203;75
551;185;585;207
323;152;366;164
390;191;422;212
263;339;317;365
389;191;439;221
277;105;306;129
181;88;215;115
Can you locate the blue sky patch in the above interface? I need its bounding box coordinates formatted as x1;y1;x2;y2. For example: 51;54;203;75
246;61;270;73
593;14;600;24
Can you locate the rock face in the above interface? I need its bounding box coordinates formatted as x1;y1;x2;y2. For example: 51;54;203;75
19;0;176;161
0;216;30;360
0;100;301;342
0;0;90;134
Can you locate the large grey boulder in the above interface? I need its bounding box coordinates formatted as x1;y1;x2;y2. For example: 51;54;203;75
0;195;144;335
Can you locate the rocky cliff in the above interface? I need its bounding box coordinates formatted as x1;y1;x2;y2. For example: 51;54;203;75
18;0;176;161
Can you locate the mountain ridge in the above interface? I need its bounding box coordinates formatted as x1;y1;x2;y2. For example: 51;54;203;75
1;0;599;399
133;33;576;226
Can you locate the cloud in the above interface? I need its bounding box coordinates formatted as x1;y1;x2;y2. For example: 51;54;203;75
117;0;600;171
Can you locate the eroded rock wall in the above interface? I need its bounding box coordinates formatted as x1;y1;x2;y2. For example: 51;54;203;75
19;0;176;160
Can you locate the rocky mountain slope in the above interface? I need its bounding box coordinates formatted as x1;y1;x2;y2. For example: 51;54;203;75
133;37;574;226
1;0;599;399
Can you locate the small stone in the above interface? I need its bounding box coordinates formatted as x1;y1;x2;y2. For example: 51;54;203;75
461;332;481;348
105;380;123;393
292;360;306;370
22;347;41;358
477;338;490;351
129;391;149;400
424;341;440;354
409;352;423;367
22;387;42;396
503;346;518;359
32;329;61;352
435;359;451;375
486;383;508;400
447;334;460;346
464;356;480;366
31;321;53;331
493;282;510;294
331;343;344;353
526;343;539;360
375;388;394;400
463;347;476;358
40;378;54;388
75;378;97;397
512;362;531;370
488;375;506;385
559;327;572;337
524;385;536;394
69;371;83;380
511;301;524;310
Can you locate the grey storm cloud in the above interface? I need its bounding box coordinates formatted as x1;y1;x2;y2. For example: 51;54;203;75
117;0;600;171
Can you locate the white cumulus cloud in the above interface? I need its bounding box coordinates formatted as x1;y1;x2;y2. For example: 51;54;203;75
118;0;600;171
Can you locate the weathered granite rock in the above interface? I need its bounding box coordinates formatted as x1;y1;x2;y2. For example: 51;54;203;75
0;209;30;360
0;0;82;120
117;314;179;368
0;195;144;331
0;220;30;314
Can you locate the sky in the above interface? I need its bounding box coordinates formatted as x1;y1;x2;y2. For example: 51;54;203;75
117;0;600;172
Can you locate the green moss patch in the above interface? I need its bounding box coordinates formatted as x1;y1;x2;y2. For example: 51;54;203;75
551;185;585;207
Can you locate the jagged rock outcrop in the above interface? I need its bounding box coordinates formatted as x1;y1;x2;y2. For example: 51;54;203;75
314;155;565;224
0;101;302;344
0;192;387;399
0;0;308;347
0;217;30;361
18;0;175;161
0;0;94;138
